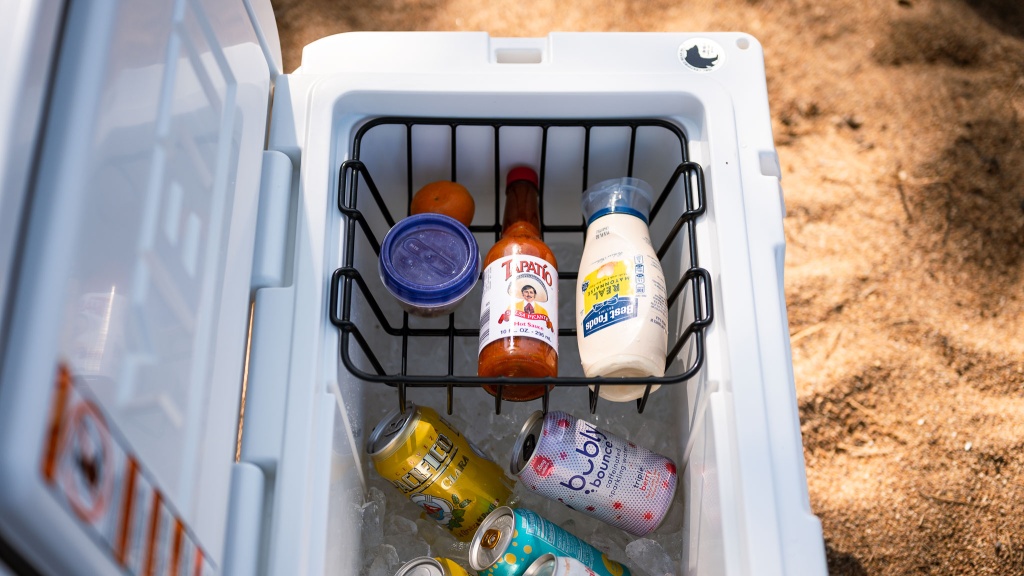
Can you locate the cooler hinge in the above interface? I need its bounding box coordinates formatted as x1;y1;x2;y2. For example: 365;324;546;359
226;149;296;575
221;463;265;576
238;150;295;466
231;286;295;574
252;150;294;290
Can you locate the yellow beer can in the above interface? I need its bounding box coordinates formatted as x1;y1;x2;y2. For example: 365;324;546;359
367;403;515;541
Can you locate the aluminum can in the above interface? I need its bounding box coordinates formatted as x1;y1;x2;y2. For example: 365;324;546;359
524;553;600;576
367;403;515;541
394;556;472;576
510;411;678;536
468;506;630;576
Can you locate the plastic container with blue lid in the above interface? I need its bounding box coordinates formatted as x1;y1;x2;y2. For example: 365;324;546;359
378;212;480;317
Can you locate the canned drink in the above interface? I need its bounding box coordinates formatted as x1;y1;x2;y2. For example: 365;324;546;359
524;553;600;576
468;506;630;576
367;403;515;541
394;556;472;576
510;411;678;536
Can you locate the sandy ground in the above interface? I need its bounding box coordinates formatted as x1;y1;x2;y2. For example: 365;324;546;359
270;0;1024;573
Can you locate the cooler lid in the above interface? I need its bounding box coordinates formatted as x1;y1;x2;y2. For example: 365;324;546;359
0;0;280;573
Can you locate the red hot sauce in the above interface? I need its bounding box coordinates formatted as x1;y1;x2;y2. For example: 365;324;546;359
477;167;558;401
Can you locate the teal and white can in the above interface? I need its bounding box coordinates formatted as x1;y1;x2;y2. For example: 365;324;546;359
467;507;630;576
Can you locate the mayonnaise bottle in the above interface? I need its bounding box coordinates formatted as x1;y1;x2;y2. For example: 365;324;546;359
576;177;669;401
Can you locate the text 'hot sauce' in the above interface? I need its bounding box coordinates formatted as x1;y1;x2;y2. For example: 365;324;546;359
477;167;558;401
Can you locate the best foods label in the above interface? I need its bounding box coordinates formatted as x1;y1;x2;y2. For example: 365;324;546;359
580;260;637;337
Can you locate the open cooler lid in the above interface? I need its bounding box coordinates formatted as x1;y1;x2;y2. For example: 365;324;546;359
0;0;281;574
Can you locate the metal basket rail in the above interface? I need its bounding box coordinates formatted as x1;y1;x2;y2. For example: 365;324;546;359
328;117;713;415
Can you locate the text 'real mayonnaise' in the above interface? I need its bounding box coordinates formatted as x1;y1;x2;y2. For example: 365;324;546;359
576;177;669;402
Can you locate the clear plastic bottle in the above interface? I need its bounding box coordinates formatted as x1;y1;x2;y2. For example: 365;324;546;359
576;177;668;402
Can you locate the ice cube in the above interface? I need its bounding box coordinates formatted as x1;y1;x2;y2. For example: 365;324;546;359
587;529;631;559
361;487;387;550
367;474;427;531
382;508;428;560
415;520;470;565
414;517;447;550
364;544;400;576
384;532;431;563
384;514;418;537
625;537;677;576
648;521;684;567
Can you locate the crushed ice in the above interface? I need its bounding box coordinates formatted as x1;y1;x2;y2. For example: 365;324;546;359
347;386;686;576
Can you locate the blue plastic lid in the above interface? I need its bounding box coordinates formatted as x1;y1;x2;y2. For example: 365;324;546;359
379;213;480;306
581;177;655;226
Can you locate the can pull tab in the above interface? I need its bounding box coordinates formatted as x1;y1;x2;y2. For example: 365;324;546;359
480;529;502;549
523;434;536;461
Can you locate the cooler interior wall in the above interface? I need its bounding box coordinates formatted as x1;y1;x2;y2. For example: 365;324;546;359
322;93;726;575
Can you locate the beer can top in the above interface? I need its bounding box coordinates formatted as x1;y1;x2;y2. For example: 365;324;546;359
393;556;445;576
510;410;546;475
523;553;557;576
366;403;417;456
468;506;516;571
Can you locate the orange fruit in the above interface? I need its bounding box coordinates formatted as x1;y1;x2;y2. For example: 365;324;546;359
410;181;475;227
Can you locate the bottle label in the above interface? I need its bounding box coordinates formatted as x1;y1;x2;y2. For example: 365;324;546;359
478;255;559;353
580;260;638;337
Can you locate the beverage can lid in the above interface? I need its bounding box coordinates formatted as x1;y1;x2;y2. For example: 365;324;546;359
522;554;557;576
581;177;654;225
509;410;546;475
366;403;417;456
393;557;445;576
468;507;516;571
379;213;480;307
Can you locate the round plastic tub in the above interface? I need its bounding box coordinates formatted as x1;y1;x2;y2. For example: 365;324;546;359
378;213;480;317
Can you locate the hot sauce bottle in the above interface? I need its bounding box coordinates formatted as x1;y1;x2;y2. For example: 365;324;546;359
477;167;558;400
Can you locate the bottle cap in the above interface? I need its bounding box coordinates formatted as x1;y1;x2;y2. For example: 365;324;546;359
581;177;655;225
379;213;480;316
507;166;539;188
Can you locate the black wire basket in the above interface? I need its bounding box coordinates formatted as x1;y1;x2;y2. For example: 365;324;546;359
329;117;713;415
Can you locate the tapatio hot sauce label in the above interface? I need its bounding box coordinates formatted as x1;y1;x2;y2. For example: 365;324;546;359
478;254;558;353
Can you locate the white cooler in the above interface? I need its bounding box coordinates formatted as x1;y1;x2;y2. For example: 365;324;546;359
0;1;826;574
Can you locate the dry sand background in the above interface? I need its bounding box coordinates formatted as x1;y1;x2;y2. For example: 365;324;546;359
269;0;1024;573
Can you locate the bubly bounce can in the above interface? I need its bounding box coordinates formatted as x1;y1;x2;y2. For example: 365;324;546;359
524;553;600;576
367;403;515;541
510;411;678;536
468;507;629;576
394;556;472;576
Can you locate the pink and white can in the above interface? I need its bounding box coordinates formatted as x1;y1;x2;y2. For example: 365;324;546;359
509;411;678;536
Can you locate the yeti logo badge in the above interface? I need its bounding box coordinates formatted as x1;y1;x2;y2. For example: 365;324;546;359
679;38;726;72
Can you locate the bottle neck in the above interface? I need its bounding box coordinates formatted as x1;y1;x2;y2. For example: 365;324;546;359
502;180;541;237
586;207;648;228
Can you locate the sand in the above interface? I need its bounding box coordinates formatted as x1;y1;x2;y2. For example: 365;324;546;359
270;0;1024;573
